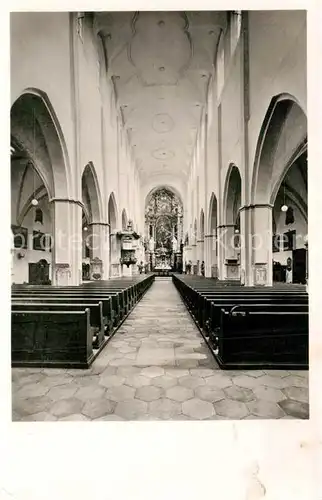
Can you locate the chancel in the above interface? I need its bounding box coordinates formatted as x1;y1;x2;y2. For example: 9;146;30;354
11;11;308;421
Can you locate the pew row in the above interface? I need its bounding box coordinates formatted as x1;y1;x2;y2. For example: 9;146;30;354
172;274;308;370
11;274;155;368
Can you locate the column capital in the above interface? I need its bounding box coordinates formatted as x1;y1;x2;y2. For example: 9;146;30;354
239;203;273;213
217;224;235;229
49;197;84;209
89;221;110;227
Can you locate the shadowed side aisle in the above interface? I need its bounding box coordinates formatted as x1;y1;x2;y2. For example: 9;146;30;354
12;278;309;421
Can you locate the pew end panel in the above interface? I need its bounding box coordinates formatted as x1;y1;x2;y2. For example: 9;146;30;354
11;309;95;369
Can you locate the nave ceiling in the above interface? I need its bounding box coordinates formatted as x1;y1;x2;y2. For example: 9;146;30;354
93;11;226;190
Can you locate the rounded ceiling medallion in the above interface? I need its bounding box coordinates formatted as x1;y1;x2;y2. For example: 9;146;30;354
152;148;175;160
152;113;175;134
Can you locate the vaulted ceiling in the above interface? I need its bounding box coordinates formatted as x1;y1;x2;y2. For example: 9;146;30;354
93;11;226;190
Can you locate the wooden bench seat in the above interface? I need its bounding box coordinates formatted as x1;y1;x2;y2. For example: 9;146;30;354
181;287;308;327
215;307;308;369
207;302;308;343
12;301;105;348
196;293;308;329
12;294;118;327
12;309;94;368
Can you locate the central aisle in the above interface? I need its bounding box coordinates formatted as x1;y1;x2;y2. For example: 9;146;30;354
12;278;309;421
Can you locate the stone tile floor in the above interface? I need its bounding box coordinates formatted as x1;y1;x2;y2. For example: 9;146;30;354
12;278;309;421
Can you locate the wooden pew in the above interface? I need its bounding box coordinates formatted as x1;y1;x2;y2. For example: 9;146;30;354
215;306;308;369
12;290;124;322
172;273;309;370
12;294;116;331
11;274;155;369
196;292;308;329
12;301;105;348
12;309;94;368
206;301;308;339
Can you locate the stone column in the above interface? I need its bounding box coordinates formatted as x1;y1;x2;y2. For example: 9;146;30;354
191;244;197;274
88;222;110;280
204;234;216;278
305;240;308;292
251;204;273;286
217;224;237;280
110;231;121;277
51;198;82;285
196;239;204;275
217;225;225;280
239;205;253;286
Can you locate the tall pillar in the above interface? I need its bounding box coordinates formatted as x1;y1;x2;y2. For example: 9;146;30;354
204;234;216;278
196;239;204;274
89;222;110;279
217;225;226;280
239;205;253;286
217;224;237;280
204;234;211;278
51;199;82;285
191;244;197;274
251;204;273;286
109;232;120;277
304;240;308;292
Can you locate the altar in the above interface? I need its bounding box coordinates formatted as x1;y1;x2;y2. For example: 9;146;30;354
154;264;171;277
144;187;183;275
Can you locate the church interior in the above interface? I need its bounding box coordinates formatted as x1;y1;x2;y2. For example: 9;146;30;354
11;11;308;421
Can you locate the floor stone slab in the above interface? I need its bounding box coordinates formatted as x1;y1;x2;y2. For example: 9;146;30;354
214;399;249;419
224;385;256;403
115;400;148;420
278;399;309;419
178;375;206;389
247;400;285;418
82;399;116;419
166;386;194;402
195;386;226;403
182;398;215;419
136;385;162;402
106;386;136;402
148;398;182;419
50;398;84;418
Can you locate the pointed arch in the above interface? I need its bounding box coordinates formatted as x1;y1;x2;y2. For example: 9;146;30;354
81;162;104;223
108;192;118;231
251;93;307;205
11;88;71;198
208;192;218;235
223;164;242;225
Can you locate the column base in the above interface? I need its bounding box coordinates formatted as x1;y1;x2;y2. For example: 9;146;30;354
110;263;121;277
53;264;72;286
253;263;273;286
122;264;133;277
225;260;240;280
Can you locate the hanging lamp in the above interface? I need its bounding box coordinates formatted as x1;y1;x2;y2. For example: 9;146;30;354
281;179;288;212
31;107;38;207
